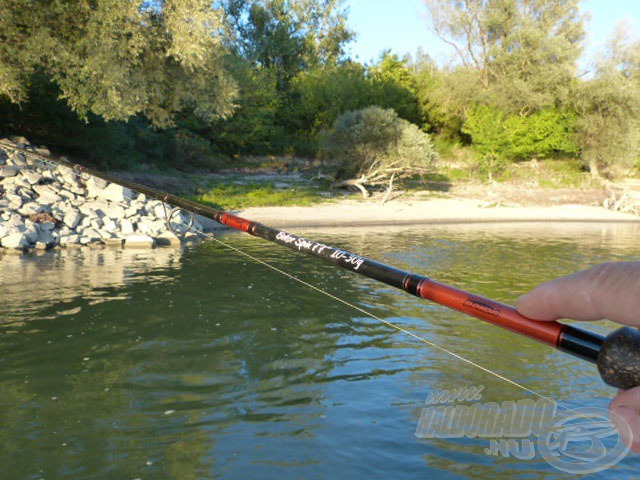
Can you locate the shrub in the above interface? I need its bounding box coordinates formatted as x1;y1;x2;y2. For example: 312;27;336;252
461;105;509;180
462;105;579;180
320;106;437;193
505;109;578;159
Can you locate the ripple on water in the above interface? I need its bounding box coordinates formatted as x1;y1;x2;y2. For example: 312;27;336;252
1;223;640;479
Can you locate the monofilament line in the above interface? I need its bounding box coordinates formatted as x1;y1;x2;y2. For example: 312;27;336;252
201;230;554;402
1;142;560;406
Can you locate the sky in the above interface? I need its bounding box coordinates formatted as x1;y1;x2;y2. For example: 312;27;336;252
345;0;640;67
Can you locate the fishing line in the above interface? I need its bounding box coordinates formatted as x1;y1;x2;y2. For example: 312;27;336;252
6;142;634;408
0;144;568;402
192;226;553;402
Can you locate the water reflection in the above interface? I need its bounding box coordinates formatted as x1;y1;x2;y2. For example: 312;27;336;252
0;247;183;325
0;222;640;479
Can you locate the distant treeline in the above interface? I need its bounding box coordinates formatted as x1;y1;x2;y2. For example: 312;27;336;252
0;0;638;178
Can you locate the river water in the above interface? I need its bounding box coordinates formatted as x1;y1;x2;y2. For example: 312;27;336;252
1;222;640;479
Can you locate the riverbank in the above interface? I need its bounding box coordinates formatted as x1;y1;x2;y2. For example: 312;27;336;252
2;137;639;255
234;196;640;229
0;139;202;253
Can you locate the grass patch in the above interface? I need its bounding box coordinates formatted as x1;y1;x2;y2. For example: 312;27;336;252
496;158;590;187
190;182;329;210
431;151;592;187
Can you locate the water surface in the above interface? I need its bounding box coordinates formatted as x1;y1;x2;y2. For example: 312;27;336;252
1;222;640;479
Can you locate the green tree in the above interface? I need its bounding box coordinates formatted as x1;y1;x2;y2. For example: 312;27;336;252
291;62;372;143
367;52;421;125
422;0;585;113
0;0;236;128
215;0;354;154
572;25;640;177
211;60;287;154
220;0;352;90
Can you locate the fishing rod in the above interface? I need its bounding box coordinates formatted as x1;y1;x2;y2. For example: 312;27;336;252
3;141;640;390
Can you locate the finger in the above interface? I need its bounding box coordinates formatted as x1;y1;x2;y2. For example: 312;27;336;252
610;387;640;453
515;263;640;327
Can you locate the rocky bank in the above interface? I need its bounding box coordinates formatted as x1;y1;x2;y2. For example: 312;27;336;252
0;139;202;253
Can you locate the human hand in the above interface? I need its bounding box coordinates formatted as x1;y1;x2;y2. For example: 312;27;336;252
515;262;640;453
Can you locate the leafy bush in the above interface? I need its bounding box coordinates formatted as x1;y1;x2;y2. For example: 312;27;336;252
461;105;509;180
320;106;437;190
170;130;223;170
505;109;578;159
463;105;578;160
462;105;579;180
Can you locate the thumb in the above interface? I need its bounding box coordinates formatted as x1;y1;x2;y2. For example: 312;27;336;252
611;387;640;453
515;262;640;326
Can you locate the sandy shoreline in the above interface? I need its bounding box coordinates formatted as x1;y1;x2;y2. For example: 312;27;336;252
227;197;640;229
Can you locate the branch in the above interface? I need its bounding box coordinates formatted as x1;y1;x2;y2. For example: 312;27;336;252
332;177;370;198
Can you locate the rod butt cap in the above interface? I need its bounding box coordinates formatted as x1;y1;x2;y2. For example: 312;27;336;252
597;327;640;389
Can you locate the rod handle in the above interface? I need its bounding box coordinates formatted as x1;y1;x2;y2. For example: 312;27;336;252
598;327;640;389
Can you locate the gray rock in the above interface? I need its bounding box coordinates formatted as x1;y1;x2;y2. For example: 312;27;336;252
24;222;38;244
57;167;79;186
103;204;125;219
36;225;57;247
124;234;156;249
156;232;181;247
98;230;114;240
21;171;41;185
17;187;35;200
145;200;162;215
84;177;103;199
124;205;140;218
102;218;117;232
119;219;135;235
136;221;152;235
0;166;19;177
67;185;85;195
90;218;104;230
100;183;129;203
60;235;80;246
18;202;44;216
89;176;109;190
39;221;56;231
33;185;61;204
36;228;54;243
78;204;99;218
78;216;92;229
153;204;168;219
6;193;22;209
58;189;76;201
5;216;24;229
79;228;101;244
147;220;168;235
41;169;57;181
63;211;83;229
9;152;27;166
7;176;31;190
1;232;28;249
